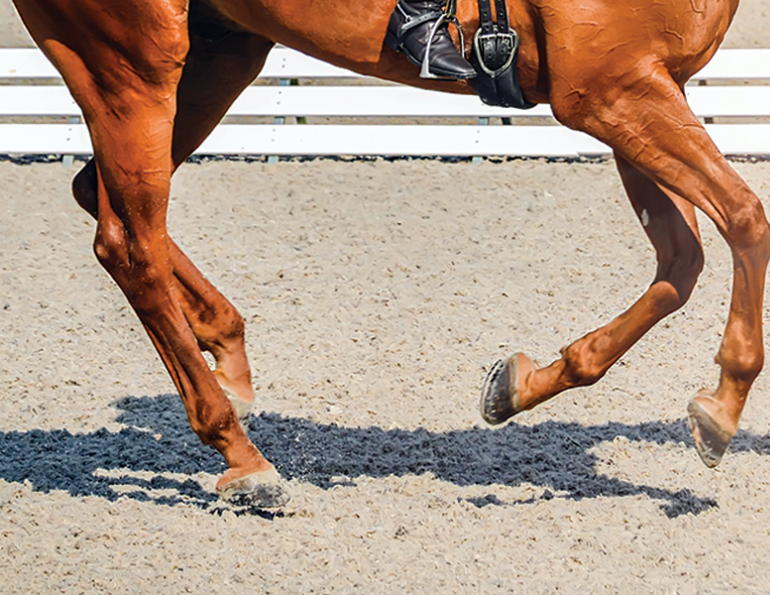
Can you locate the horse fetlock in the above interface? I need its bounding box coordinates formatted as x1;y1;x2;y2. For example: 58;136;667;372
191;299;247;356
716;347;764;389
209;306;247;346
189;402;244;449
206;334;254;399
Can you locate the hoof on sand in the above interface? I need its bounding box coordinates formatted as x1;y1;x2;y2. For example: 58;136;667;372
480;353;526;426
687;394;734;468
217;466;290;509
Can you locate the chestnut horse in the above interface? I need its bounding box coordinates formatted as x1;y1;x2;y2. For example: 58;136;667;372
10;0;769;507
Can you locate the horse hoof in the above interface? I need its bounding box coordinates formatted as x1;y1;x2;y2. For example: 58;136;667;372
687;393;734;468
216;466;290;508
480;353;528;425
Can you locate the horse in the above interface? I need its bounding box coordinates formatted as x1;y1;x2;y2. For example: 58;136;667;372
8;0;768;508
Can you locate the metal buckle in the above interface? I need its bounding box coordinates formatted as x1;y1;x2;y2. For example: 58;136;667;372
472;29;518;76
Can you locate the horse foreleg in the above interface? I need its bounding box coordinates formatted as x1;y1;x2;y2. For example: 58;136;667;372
71;32;275;421
74;162;258;418
19;0;286;505
482;154;705;423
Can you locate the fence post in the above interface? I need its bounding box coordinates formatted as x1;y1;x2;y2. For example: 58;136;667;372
62;115;80;167
472;117;489;165
267;78;306;164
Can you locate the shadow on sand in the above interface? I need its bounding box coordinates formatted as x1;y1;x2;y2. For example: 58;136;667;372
3;393;768;518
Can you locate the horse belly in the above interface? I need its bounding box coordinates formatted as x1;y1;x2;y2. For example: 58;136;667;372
210;0;397;67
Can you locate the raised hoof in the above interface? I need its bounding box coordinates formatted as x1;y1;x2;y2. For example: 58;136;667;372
217;467;290;509
480;354;525;425
687;395;734;468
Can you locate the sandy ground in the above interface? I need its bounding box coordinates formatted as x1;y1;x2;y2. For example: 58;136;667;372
2;2;770;595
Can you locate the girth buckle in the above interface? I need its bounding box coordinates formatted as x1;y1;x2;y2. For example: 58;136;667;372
473;30;518;76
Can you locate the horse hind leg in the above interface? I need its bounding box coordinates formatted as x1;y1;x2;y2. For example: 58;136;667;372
71;32;275;424
21;0;286;505
550;62;770;467
481;154;705;424
166;31;276;420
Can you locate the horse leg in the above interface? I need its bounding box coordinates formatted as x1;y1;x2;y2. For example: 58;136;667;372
17;0;286;505
482;153;705;421
71;32;275;422
569;74;770;468
489;61;770;467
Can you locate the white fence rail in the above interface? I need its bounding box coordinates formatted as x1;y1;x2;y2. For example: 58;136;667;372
0;47;768;157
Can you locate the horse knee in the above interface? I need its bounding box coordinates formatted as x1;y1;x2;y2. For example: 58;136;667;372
93;217;170;316
93;215;127;272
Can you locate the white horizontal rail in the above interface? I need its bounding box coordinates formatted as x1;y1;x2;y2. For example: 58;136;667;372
683;86;770;117
0;48;58;78
0;85;554;118
0;123;605;155
229;85;770;119
197;124;609;156
261;47;360;79
2;123;770;156
261;47;770;81
0;47;766;81
2;84;770;119
0;47;768;156
267;47;770;81
692;49;770;80
0;86;78;115
228;87;554;118
0;47;363;80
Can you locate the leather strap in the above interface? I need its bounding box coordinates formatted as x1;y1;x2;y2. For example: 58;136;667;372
397;7;445;36
478;0;511;35
494;0;510;31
